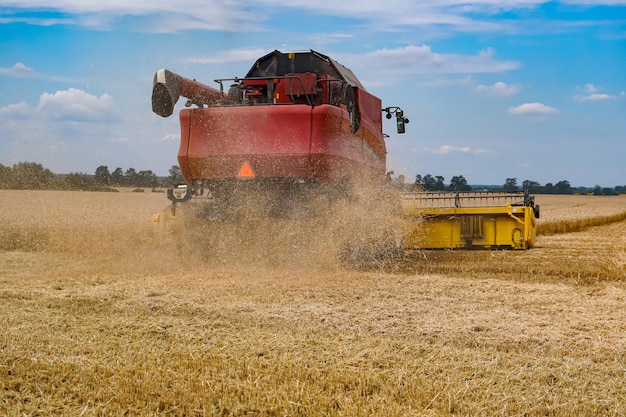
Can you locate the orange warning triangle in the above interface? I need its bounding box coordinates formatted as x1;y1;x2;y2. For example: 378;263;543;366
237;161;255;178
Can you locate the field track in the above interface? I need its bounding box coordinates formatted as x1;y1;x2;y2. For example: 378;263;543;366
1;190;625;416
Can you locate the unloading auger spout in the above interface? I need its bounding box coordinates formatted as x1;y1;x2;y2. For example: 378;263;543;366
151;69;225;118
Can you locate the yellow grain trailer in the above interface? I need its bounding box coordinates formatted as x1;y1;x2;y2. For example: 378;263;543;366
401;191;539;249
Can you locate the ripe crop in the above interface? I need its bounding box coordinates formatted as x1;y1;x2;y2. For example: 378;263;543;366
1;190;624;416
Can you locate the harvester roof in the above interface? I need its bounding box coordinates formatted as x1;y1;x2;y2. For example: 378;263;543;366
245;50;365;89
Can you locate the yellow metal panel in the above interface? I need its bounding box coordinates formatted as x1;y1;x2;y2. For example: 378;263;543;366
403;205;536;250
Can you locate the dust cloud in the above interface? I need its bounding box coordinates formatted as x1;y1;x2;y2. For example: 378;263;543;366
150;189;409;273
0;189;411;276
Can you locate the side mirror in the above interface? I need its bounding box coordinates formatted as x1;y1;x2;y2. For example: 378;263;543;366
396;109;409;134
383;107;409;134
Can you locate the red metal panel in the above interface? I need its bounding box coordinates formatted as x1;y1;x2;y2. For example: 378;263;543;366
355;88;382;133
178;102;386;186
285;73;317;96
310;105;386;185
179;106;313;181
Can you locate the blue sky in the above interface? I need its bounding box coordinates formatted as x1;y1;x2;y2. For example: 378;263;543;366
0;1;624;187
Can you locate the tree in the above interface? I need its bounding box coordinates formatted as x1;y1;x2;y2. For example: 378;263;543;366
522;180;542;193
434;176;445;191
503;177;518;191
94;165;110;185
414;174;422;189
449;175;472;191
591;185;617;195
111;167;124;186
124;168;138;186
10;162;54;189
418;174;446;191
0;163;9;189
137;170;158;188
422;174;436;191
554;180;572;195
64;172;94;190
166;165;185;186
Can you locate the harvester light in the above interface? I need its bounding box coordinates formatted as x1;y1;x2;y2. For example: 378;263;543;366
167;184;192;203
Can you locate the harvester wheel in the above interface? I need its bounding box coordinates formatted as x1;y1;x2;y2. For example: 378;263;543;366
343;85;360;134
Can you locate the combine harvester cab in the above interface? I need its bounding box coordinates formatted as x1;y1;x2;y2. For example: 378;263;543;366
401;191;540;249
151;49;408;218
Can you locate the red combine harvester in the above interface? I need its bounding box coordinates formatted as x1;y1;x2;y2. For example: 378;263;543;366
152;50;407;218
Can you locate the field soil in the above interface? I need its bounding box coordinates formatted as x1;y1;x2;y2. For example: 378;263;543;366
1;190;625;416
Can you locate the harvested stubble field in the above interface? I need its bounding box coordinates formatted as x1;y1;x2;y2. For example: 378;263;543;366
1;190;625;416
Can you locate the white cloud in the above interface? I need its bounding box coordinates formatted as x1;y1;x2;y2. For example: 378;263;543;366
161;133;178;141
474;81;521;97
0;101;31;117
580;83;598;94
0;0;261;32
434;145;470;154
342;45;518;86
361;45;519;75
424;76;476;88
308;32;354;45
184;48;268;64
37;88;116;122
0;15;75;26
508;102;557;115
575;93;615;102
0;62;76;82
0;62;35;77
574;84;621;101
425;145;491;155
1;0;625;37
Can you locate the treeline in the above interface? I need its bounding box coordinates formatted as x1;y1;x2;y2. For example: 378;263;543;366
1;161;624;195
410;174;625;195
0;162;184;191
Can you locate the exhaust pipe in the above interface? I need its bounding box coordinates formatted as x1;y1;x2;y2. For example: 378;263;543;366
152;69;224;117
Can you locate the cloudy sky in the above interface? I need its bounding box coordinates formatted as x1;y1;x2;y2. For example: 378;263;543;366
0;1;624;187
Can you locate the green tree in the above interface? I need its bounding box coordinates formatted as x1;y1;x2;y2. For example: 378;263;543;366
592;185;616;195
64;172;94;190
554;180;572;195
137;170;158;188
503;177;518;191
419;174;446;191
94;165;110;185
124;168;138;187
449;175;472;191
434;176;445;191
10;162;54;189
111;167;124;186
166;165;185;186
421;174;436;191
522;180;542;193
414;174;422;189
0;163;9;189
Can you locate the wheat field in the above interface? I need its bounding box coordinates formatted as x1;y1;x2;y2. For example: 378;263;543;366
1;190;625;416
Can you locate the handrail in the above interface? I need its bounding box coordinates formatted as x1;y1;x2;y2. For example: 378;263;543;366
400;191;534;209
212;75;347;108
